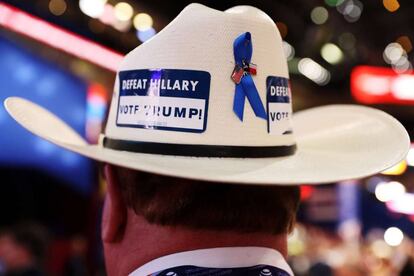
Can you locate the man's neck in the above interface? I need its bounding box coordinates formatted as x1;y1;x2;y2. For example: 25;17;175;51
104;211;288;276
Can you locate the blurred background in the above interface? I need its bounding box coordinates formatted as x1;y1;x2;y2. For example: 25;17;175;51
0;0;413;275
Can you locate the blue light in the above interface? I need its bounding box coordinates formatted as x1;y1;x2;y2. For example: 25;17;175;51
86;103;106;119
71;106;86;125
0;107;5;124
36;77;57;97
14;64;36;84
61;150;80;167
0;36;93;195
137;27;156;42
34;138;55;155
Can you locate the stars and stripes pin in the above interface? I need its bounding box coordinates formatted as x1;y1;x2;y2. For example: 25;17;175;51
246;62;257;75
231;64;244;84
231;61;257;84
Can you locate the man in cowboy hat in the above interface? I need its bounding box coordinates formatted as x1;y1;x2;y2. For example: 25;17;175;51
101;165;299;275
4;3;409;276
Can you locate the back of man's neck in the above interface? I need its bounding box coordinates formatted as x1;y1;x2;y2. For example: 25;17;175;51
107;212;288;276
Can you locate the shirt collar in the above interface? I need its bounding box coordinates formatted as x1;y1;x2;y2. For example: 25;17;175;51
129;247;293;276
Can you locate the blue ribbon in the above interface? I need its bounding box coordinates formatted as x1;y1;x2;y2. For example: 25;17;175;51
232;32;267;121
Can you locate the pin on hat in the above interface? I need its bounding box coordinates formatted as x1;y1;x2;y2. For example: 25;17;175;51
4;4;410;185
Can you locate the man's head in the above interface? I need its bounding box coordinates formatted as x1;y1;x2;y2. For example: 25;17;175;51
101;164;300;274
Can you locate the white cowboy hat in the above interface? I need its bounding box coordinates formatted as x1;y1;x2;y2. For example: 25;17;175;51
4;4;410;185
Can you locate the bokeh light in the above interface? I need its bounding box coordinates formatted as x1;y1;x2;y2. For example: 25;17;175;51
114;2;134;22
321;43;344;64
98;3;115;25
276;22;288;39
392;57;412;74
383;42;405;64
49;0;67;16
287;57;300;74
381;160;407;175
133;13;153;31
34;138;55;156
310;6;329;25
371;239;393;258
79;0;107;18
288;226;306;256
366;176;387;193
298;58;331;85
396;35;413;53
383;0;400;12
384;227;404;246
391;75;414;99
337;0;363;23
382;42;413;73
407;145;414;166
325;0;344;7
386;193;414;215
112;18;131;32
374;181;405;202
136;27;156;42
282;41;295;61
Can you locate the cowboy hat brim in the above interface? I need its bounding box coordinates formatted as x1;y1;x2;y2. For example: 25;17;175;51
4;97;410;185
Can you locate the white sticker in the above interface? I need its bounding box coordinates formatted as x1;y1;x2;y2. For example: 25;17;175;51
266;76;293;135
117;69;211;133
117;95;206;130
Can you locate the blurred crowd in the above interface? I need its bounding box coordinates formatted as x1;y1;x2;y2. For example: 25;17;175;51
0;223;91;276
288;224;414;276
1;221;413;276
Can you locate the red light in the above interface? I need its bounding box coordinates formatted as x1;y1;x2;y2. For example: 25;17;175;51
351;66;414;105
87;83;107;103
0;3;123;72
86;83;108;142
300;185;314;201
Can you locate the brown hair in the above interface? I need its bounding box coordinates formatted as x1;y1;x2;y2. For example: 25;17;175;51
113;166;300;234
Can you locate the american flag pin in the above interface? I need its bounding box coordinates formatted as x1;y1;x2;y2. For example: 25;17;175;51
231;64;244;84
248;63;257;75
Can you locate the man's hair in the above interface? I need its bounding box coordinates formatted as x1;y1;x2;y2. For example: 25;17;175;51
113;166;300;234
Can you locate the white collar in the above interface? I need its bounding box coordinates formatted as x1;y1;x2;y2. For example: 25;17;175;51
129;247;293;276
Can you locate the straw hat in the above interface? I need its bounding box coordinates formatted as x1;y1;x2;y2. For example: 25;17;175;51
4;4;409;185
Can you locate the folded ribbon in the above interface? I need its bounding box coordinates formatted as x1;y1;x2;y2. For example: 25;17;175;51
232;32;267;121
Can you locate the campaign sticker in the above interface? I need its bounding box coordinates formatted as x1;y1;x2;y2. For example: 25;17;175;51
266;76;293;135
116;69;211;133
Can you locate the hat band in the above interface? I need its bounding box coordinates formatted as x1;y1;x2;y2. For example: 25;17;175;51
103;137;297;158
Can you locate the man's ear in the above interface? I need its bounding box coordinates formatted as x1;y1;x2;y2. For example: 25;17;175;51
102;164;127;243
